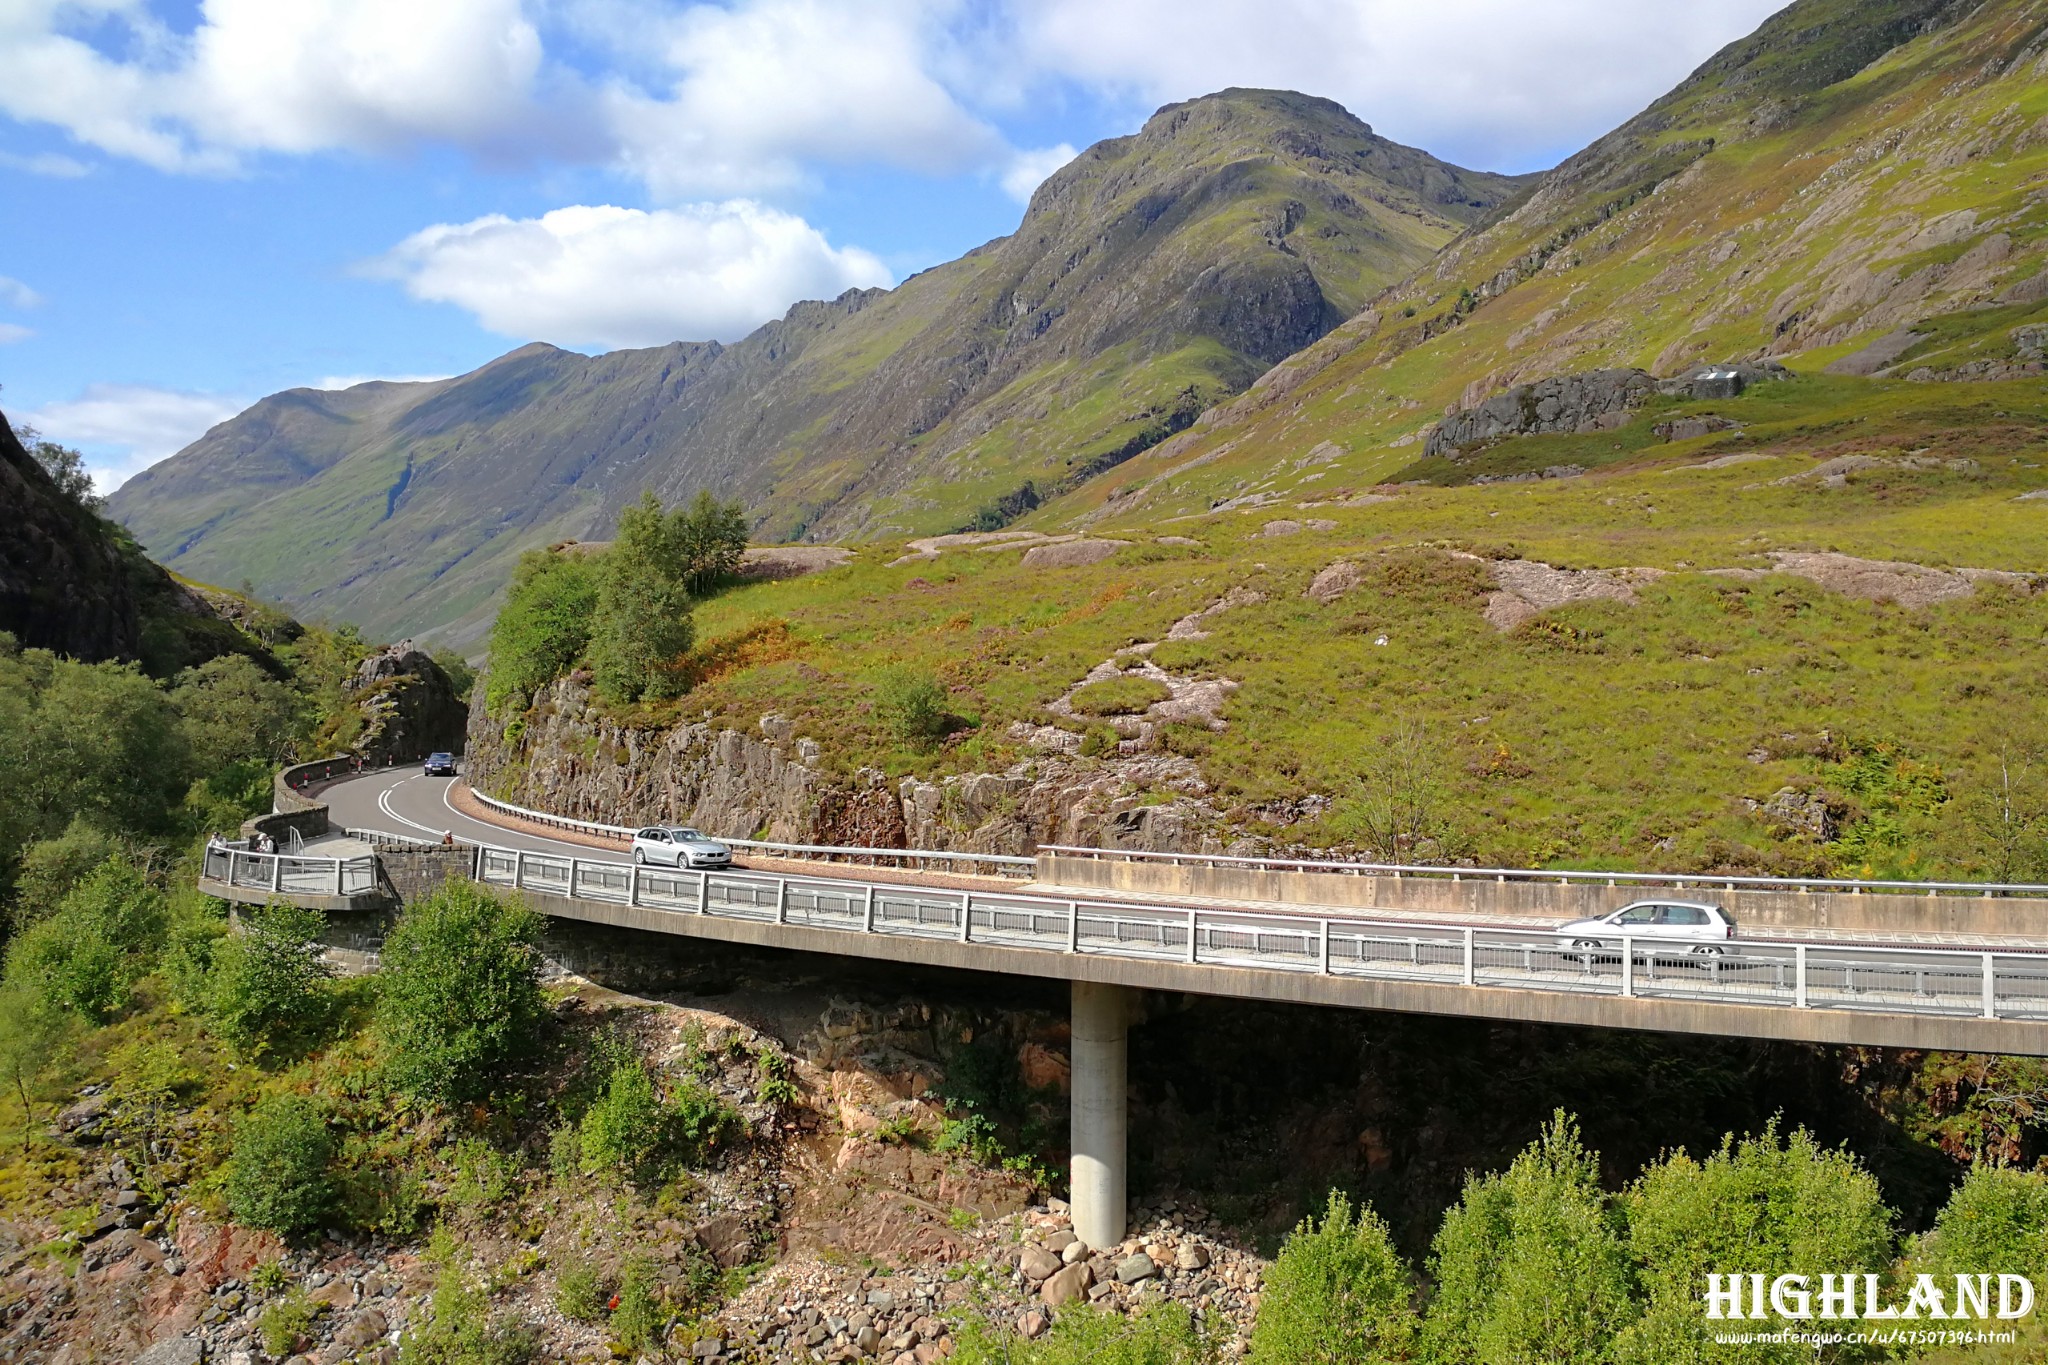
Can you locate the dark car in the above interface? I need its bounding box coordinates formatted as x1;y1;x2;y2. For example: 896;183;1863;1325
424;752;458;776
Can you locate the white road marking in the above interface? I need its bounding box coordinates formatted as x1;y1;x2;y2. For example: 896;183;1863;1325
375;774;450;838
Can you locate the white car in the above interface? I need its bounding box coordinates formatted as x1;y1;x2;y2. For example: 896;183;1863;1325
1556;900;1735;956
631;825;733;869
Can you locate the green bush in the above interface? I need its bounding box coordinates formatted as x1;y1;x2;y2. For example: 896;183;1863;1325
376;881;547;1106
580;1055;667;1175
169;653;306;772
225;1095;336;1236
162;892;232;1015
259;1286;324;1357
7;818;124;933
207;900;335;1055
609;1257;665;1353
1069;675;1172;717
589;553;695;705
1421;1111;1635;1365
1251;1190;1417;1364
400;1238;536;1365
3;859;167;1022
874;667;951;747
486;549;601;712
951;1302;1215;1365
554;1256;608;1322
1915;1164;2048;1279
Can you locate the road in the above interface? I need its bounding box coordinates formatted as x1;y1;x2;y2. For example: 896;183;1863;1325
324;764;604;857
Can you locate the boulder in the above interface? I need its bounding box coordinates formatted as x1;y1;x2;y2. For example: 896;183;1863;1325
1041;1263;1093;1306
349;640;467;764
1018;1244;1063;1282
133;1339;205;1365
1115;1253;1159;1283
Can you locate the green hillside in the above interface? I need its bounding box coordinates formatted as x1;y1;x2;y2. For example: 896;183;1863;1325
109;90;1523;648
1041;0;2047;526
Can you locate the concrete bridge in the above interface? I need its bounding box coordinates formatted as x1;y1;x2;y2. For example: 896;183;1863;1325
202;763;2048;1252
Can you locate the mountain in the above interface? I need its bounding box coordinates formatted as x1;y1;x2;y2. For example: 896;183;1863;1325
109;89;1526;647
1039;0;2048;524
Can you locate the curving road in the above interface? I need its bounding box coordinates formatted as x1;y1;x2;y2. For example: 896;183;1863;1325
323;764;606;857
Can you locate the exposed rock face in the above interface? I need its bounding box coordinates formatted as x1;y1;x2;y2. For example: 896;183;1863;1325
0;411;142;661
350;640;468;763
466;676;1238;855
1424;368;1656;457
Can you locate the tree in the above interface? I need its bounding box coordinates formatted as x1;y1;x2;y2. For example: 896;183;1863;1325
1421;1112;1635;1365
588;551;694;705
1251;1190;1418;1364
1617;1123;1893;1364
7;817;125;933
1942;748;2048;883
170;653;305;772
485;549;599;711
11;421;103;512
0;977;74;1151
664;489;750;596
225;1094;336;1236
207;900;335;1056
376;881;547;1105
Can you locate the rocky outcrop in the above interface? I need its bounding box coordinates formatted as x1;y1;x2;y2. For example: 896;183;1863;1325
349;640;467;763
465;676;1242;856
1424;362;1790;458
0;411;142;662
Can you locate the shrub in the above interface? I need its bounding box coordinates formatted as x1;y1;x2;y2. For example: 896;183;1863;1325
259;1286;324;1357
400;1237;536;1365
1915;1164;2048;1279
951;1302;1215;1365
7;818;124;933
579;1056;666;1175
554;1256;608;1322
874;667;951;747
1250;1191;1417;1364
376;881;546;1106
610;1258;665;1354
3;859;167;1022
589;554;695;705
1069;675;1172;717
207;900;335;1055
226;1095;336;1236
446;1136;519;1210
1422;1111;1635;1365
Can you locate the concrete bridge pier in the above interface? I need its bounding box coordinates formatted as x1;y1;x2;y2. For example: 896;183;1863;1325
1070;980;1130;1250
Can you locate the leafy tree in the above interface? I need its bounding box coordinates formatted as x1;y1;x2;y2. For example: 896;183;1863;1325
579;1053;666;1176
874;666;951;748
588;550;694;705
3;859;167;1022
485;549;599;711
225;1094;336;1236
7;817;124;933
0;977;73;1151
1914;1164;2048;1279
170;653;305;771
431;648;478;705
376;881;547;1105
664;489;750;596
1421;1111;1635;1365
1617;1123;1893;1364
207;900;335;1055
1251;1190;1417;1364
11;421;103;511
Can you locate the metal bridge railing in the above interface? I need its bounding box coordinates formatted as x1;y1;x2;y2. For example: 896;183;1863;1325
468;841;2048;1026
463;785;1036;874
201;841;379;898
1039;845;2048;901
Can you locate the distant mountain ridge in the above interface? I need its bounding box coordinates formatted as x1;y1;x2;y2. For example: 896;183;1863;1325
111;89;1524;647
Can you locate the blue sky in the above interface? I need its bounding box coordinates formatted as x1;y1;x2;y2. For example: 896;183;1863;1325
0;0;1787;490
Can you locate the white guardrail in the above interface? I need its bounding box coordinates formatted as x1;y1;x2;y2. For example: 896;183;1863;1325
202;841;379;898
464;786;1037;874
1041;845;2048;900
468;839;2048;1026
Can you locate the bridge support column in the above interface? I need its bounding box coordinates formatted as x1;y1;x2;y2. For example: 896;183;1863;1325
1070;980;1130;1250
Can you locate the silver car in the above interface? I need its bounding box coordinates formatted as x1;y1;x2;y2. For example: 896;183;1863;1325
631;825;733;869
1556;899;1735;956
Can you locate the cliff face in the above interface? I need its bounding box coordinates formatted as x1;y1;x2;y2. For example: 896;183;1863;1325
0;410;142;662
350;639;470;763
464;676;1241;855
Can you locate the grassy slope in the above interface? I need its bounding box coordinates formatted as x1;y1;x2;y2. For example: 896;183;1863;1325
605;371;2048;874
1040;0;2048;528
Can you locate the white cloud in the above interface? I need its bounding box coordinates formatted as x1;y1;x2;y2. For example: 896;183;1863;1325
0;323;32;344
606;0;1005;197
0;0;556;172
0;276;43;309
1000;143;1077;202
0;149;91;177
29;383;246;492
1001;0;1788;169
374;201;894;349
